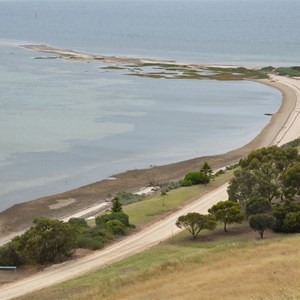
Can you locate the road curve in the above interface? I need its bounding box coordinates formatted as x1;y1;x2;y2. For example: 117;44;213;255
0;183;228;300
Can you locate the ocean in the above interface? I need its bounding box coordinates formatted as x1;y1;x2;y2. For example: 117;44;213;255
1;0;297;210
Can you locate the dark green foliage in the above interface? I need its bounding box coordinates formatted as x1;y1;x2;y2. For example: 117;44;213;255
201;162;213;178
111;196;123;213
245;198;272;217
273;201;300;233
284;162;300;195
249;214;275;239
182;171;210;186
175;212;217;239
227;169;258;207
0;242;23;266
208;201;244;232
105;220;127;236
75;226;114;250
275;66;300;77
283;137;300;148
260;66;275;72
95;212;131;228
228;146;300;207
76;235;105;250
14;217;76;264
68;218;89;234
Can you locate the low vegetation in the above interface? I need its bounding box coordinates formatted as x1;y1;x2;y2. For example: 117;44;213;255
275;66;300;77
0;197;134;265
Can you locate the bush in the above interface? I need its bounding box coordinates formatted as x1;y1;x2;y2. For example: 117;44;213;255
115;191;145;205
105;220;127;236
75;226;114;250
75;235;105;250
182;171;210;186
273;201;300;233
68;218;89;234
0;242;24;266
95;212;132;228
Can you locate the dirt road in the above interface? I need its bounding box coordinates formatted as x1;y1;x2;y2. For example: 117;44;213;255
0;183;228;300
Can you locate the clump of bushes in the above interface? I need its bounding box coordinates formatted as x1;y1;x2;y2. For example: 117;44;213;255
181;162;212;187
0;198;135;266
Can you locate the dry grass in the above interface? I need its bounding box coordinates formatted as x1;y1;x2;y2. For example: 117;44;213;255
17;224;300;300
98;236;300;300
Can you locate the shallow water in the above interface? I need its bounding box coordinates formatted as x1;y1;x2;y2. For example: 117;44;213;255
0;0;294;210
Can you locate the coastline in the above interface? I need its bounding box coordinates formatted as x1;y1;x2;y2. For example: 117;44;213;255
0;46;299;239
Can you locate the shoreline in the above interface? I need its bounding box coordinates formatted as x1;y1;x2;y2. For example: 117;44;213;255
0;46;299;239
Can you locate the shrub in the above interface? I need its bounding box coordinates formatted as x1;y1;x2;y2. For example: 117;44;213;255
76;235;105;250
182;171;210;186
105;220;127;236
95;212;132;228
273;201;300;233
68;218;89;234
0;242;24;266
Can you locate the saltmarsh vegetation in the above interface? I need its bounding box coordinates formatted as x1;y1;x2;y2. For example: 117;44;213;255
103;62;300;81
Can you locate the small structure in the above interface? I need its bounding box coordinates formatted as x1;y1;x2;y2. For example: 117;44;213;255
0;266;17;271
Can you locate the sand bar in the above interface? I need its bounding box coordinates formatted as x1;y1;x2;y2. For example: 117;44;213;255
0;45;299;239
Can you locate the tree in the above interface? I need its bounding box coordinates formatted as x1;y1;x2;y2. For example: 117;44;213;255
201;162;213;178
245;197;272;217
272;201;300;233
227;169;259;208
14;217;76;264
249;214;275;239
111;196;123;213
228;146;300;206
284;162;300;196
175;212;216;240
160;191;168;206
182;171;210;186
208;201;244;232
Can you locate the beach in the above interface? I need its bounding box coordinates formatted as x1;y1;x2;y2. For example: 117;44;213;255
0;46;299;240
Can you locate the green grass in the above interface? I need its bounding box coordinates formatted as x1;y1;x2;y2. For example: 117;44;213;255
124;171;233;227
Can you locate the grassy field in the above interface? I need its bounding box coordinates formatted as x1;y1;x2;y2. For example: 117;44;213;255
124;170;232;227
19;223;300;300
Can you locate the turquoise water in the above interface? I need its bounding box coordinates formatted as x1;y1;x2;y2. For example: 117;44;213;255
0;0;292;210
